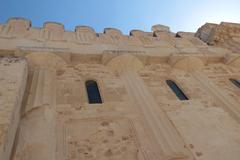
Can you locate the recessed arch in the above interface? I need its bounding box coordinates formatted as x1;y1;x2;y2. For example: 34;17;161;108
104;54;144;73
166;80;189;101
169;56;205;71
25;52;67;69
85;80;102;104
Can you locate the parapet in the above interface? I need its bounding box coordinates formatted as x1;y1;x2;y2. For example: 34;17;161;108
7;17;31;30
195;22;240;53
0;17;31;37
152;24;170;32
75;25;95;33
44;22;64;31
41;22;65;41
1;17;239;50
130;30;152;37
74;25;97;43
0;18;184;46
104;28;123;36
220;22;240;29
195;23;218;44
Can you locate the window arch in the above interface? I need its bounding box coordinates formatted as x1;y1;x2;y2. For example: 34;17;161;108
86;80;102;104
166;80;189;101
230;78;240;88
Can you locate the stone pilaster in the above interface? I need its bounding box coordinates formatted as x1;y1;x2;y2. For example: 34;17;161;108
105;54;194;160
13;68;56;160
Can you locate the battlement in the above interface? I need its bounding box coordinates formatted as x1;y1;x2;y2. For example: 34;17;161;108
0;17;240;56
0;17;177;45
0;17;170;36
1;17;240;160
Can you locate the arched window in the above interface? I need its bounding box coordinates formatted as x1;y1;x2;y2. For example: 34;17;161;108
86;80;102;104
166;80;189;101
230;78;240;88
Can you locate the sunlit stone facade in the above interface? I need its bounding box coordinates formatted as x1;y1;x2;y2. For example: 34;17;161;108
0;18;240;160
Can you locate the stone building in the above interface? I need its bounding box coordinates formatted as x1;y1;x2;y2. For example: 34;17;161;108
0;18;240;160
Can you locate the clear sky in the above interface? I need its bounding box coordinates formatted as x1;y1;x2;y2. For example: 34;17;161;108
0;0;239;34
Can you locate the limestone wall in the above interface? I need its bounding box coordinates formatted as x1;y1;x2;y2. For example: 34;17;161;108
195;22;240;53
0;57;28;160
0;18;240;160
0;17;233;57
139;63;240;160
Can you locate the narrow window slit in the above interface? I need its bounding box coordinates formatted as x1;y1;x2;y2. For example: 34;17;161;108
86;80;102;104
166;80;189;101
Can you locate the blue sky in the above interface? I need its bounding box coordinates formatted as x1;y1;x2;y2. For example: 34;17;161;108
0;0;239;34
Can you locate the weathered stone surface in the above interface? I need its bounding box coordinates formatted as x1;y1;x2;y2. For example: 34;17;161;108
196;22;240;53
0;57;28;160
0;18;239;160
195;23;218;43
152;24;170;32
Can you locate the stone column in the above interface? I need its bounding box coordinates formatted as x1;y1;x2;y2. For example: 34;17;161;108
105;54;194;160
13;68;56;160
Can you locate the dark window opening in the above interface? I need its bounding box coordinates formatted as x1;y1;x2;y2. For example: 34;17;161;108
166;80;189;101
86;80;102;104
230;79;240;88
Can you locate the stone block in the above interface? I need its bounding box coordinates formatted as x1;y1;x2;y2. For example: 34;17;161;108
43;22;65;41
152;24;170;32
104;28;122;36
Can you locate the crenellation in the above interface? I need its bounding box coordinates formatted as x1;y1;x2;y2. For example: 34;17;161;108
0;18;240;160
42;22;65;41
151;24;170;32
104;28;123;36
195;22;240;54
0;18;31;38
130;29;152;37
75;25;96;44
129;30;157;46
176;32;207;47
7;18;31;29
62;30;76;42
102;28;124;44
75;25;95;33
220;22;240;29
43;22;64;31
0;18;238;51
195;23;218;44
27;27;42;40
153;31;176;45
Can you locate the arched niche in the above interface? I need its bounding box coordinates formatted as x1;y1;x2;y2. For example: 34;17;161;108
103;54;144;73
169;56;205;71
25;52;67;69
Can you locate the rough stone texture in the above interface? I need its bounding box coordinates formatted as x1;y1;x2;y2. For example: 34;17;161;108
0;57;28;160
0;17;240;160
195;22;240;53
151;24;170;32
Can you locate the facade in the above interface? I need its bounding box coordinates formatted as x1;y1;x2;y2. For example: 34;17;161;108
0;18;240;160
